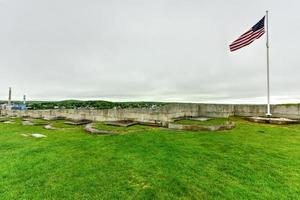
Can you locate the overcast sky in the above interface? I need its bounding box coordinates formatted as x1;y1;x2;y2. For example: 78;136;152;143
0;0;299;103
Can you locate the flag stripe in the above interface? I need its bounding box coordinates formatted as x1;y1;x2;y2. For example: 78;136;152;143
230;30;265;51
230;28;265;49
239;30;252;38
230;28;264;47
229;16;265;52
230;28;265;51
232;30;252;43
230;41;255;51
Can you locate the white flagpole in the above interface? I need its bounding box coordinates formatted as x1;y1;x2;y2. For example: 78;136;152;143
266;10;271;116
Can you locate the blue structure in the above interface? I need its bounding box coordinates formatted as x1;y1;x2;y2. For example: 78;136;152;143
12;104;27;110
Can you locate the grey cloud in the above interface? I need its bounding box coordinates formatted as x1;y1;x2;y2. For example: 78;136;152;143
0;0;299;103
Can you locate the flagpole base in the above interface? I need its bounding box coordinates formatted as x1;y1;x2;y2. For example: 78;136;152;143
266;113;272;117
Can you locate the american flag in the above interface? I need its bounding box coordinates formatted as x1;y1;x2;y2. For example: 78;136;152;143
229;16;265;51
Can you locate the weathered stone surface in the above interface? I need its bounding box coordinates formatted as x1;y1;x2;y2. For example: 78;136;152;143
0;118;8;122
168;122;235;131
84;123;117;135
31;133;47;138
43;116;65;121
190;117;210;121
104;120;138;127
21;133;47;138
138;121;162;127
44;124;57;130
1;103;300;125
22;121;35;126
64;119;92;125
246;116;299;125
3;121;14;124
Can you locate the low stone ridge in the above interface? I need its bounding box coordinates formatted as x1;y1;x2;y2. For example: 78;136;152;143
246;116;299;125
31;133;47;138
44;124;58;130
21;133;47;138
171;117;210;123
43;116;66;121
0;118;9;122
189;117;210;121
104;120;138;127
21;117;49;125
64;119;92;125
84;123;117;135
3;121;15;124
168;122;235;131
138;121;162;127
22;121;35;126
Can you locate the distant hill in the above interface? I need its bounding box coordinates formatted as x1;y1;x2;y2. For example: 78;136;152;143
20;100;167;110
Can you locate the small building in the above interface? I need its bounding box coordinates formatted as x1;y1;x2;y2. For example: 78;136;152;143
12;104;27;110
1;103;26;110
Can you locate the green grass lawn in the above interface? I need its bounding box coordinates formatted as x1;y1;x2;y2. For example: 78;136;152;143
174;118;230;125
0;117;300;199
27;118;49;125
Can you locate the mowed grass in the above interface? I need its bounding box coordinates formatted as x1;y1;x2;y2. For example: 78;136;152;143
0;118;300;199
174;118;230;125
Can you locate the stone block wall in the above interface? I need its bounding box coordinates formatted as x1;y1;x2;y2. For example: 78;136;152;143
1;103;299;125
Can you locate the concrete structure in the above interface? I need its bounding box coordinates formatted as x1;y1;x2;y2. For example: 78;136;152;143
168;122;235;131
1;87;13;110
1;88;27;110
246;116;299;125
1;103;299;126
84;123;117;135
23;95;26;105
8;87;12;107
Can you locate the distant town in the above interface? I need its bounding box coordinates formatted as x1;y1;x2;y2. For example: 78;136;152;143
0;87;166;110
